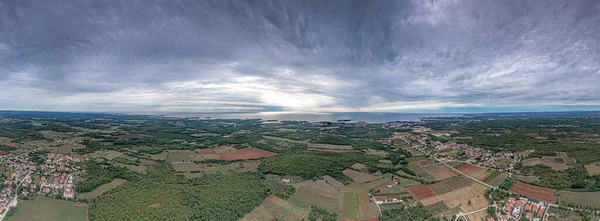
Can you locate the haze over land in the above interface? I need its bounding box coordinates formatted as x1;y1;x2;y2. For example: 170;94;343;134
1;0;599;113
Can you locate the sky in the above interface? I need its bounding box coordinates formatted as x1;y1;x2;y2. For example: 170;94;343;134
1;0;599;113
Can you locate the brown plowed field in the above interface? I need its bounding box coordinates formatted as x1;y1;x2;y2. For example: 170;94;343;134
407;185;437;199
194;148;222;160
220;148;277;161
441;175;474;190
509;182;557;203
457;163;477;174
420;160;432;166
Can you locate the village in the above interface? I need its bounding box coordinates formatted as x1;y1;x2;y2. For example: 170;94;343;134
0;151;80;216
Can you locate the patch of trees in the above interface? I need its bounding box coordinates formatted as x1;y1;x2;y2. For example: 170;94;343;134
89;164;270;221
498;179;514;190
0;144;16;151
259;153;378;179
381;204;439;221
520;165;600;190
274;185;295;200
308;207;337;221
187;173;270;221
77;161;140;193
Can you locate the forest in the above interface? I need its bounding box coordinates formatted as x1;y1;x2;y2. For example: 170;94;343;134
89;164;270;221
259;153;379;179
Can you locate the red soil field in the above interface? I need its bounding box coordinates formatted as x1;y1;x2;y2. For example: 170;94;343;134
372;180;394;190
407;185;437;199
3;138;17;147
449;170;460;176
194;148;218;155
457;163;478;174
220;148;277;161
419;160;432;166
509;182;557;203
306;148;358;153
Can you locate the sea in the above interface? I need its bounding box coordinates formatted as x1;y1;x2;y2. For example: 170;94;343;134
143;112;464;123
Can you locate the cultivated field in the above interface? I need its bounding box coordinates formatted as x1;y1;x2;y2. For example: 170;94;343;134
112;162;147;173
351;163;368;171
482;171;509;186
362;178;394;190
420;183;489;219
456;163;495;180
343;169;380;183
174;161;260;173
263;195;310;221
194;148;222;160
306;148;358;153
510;181;557;202
584;163;600;176
92;150;124;160
522;156;569;171
290;180;342;213
322;175;345;189
422;164;460;181
407;185;437;199
559;191;600;208
150;151;169;161
428;182;452;195
340;183;379;221
220;148;277;161
78;179;127;199
241;204;276;221
165;150;204;162
0;137;17;147
307;143;353;150
560;152;577;166
440;175;474;190
212;145;237;153
6;196;87;221
262;135;308;144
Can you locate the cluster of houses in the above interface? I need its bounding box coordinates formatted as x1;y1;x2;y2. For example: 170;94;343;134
496;198;548;221
458;147;518;170
0;151;81;206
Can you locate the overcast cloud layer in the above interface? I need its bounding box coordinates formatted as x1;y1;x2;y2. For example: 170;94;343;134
1;0;599;112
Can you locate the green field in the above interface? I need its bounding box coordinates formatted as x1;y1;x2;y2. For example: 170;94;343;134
78;179;127;199
6;197;87;221
559;191;600;209
262;135;308;144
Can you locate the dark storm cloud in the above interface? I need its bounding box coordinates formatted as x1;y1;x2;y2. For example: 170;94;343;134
1;0;599;112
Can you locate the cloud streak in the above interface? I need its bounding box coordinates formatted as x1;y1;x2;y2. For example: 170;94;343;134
1;0;599;112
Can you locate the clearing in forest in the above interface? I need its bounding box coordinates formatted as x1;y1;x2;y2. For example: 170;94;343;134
78;179;127;199
307;143;353;150
584;163;600;176
522;156;569;171
220;148;277;161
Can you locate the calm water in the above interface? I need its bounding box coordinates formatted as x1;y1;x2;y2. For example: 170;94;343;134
145;112;463;123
